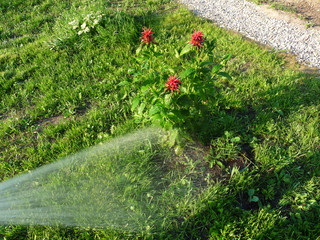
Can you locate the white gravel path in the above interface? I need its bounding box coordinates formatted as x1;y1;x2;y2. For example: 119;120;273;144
180;0;320;69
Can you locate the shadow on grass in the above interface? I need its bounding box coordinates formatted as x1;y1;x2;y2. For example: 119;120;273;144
160;149;320;239
160;69;320;239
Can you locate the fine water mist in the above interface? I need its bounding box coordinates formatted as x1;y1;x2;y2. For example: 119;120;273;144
0;127;209;233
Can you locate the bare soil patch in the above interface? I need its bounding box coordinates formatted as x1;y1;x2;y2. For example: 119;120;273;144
282;0;320;26
168;141;255;190
38;115;65;126
35;115;67;132
260;0;320;27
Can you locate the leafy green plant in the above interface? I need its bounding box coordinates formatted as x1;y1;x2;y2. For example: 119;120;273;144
204;147;225;169
123;28;231;138
305;22;314;29
248;188;259;203
205;131;242;168
69;11;105;35
48;11;107;51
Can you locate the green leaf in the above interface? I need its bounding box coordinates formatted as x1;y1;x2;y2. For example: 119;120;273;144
133;77;140;83
180;44;193;56
141;60;149;70
180;68;195;78
154;52;162;57
131;97;140;111
136;45;142;55
283;174;291;183
207;39;217;51
141;85;149;94
223;53;232;62
167;134;176;148
200;61;214;67
248;189;255;197
149;105;161;115
231;136;241;143
216;160;225;169
175;49;180;59
174;145;184;156
168;68;175;74
163;120;173;130
121;92;127;100
118;81;129;86
225;131;231;138
128;68;136;74
211;64;223;74
167;112;179;122
217;72;232;80
251;196;259;202
275;109;284;116
209;161;214;168
151;114;162;122
179;86;187;93
138;103;146;114
164;94;172;106
151;97;160;105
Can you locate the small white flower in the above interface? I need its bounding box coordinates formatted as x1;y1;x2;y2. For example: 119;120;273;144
81;22;87;29
68;20;76;25
84;14;91;21
93;19;99;25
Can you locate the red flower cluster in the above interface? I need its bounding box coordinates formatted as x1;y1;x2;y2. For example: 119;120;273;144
190;30;205;49
165;74;181;94
141;27;156;45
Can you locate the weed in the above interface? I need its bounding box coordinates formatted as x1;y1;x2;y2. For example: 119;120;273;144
305;22;314;29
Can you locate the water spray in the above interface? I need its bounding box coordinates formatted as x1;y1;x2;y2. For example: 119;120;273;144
0;127;209;234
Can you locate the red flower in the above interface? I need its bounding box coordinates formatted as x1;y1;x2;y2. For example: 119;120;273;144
190;30;205;49
141;27;156;45
165;74;181;94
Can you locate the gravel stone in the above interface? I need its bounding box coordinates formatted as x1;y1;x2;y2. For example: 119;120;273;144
180;0;320;69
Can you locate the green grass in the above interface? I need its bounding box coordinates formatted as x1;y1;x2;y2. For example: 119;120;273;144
1;0;320;239
250;0;297;14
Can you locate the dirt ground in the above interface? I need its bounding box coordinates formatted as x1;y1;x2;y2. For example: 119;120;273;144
270;0;320;27
251;0;320;72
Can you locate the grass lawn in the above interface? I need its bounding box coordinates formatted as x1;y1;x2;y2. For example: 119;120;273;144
0;0;320;239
